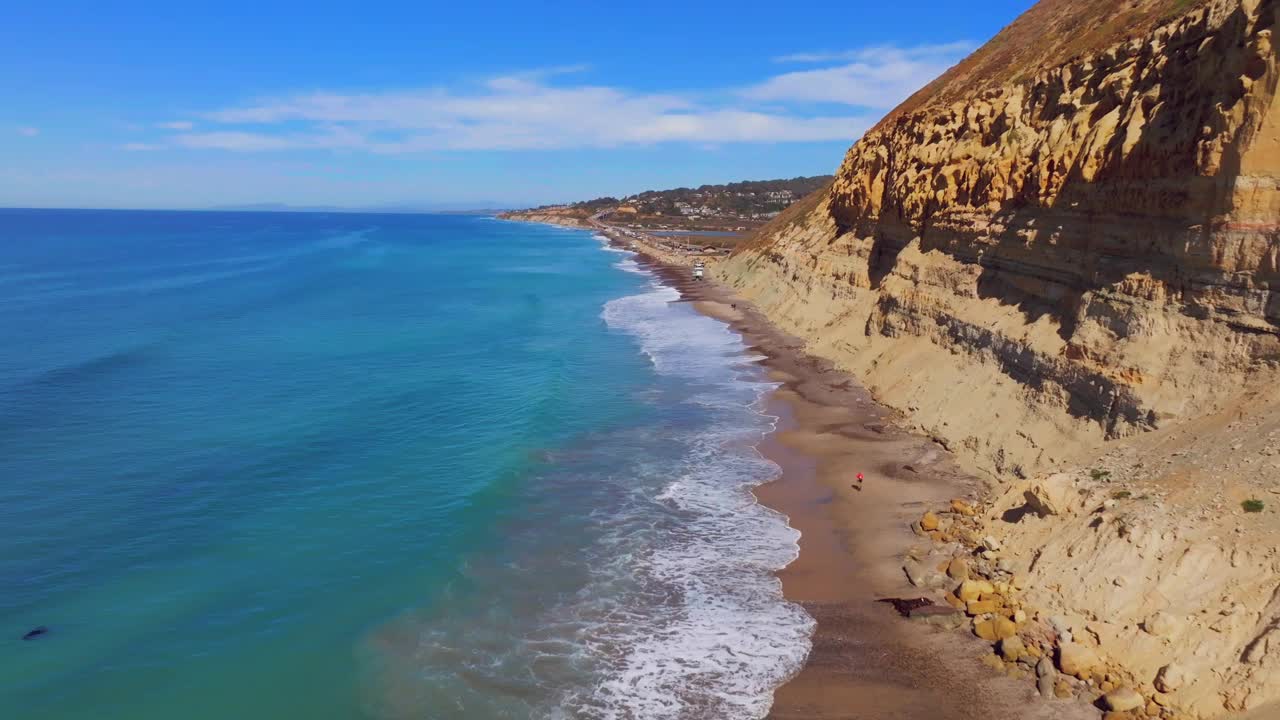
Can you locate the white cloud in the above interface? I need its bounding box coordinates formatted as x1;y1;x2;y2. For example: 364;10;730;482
156;121;194;130
171;127;367;152
504;63;593;81
178;79;875;152
123;142;161;151
17;126;40;137
749;43;973;107
136;43;966;154
772;42;973;64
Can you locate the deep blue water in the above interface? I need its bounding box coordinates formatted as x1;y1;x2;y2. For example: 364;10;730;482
0;209;810;719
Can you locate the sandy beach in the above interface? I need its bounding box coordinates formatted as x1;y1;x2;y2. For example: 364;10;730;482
633;252;1097;719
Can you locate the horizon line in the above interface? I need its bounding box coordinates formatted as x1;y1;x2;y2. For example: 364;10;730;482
0;205;517;216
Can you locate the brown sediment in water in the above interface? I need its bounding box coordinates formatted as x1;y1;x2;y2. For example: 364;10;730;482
629;251;1095;720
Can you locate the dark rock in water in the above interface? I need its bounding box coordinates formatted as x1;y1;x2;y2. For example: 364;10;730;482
22;626;49;641
877;597;934;617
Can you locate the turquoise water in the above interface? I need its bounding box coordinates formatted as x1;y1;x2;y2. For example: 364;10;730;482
0;210;811;719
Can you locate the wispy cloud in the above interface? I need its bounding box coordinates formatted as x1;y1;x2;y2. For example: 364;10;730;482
17;126;40;137
156;121;194;130
748;43;973;107
772;42;973;64
504;63;593;81
171;127;368;151
169;78;876;152
131;43;967;154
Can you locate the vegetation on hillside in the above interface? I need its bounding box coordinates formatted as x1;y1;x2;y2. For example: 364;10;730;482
523;176;832;222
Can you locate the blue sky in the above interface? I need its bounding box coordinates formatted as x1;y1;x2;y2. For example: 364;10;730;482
1;1;1034;209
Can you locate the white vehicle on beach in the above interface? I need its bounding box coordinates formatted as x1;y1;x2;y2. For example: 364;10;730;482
692;262;705;280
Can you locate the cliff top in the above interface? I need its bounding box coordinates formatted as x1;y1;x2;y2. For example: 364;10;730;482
881;0;1211;127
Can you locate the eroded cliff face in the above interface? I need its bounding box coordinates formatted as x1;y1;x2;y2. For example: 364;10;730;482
722;0;1280;716
722;0;1280;480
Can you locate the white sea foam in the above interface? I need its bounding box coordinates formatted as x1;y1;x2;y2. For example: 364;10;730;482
591;234;648;274
613;257;647;275
573;441;811;719
602;283;748;380
595;234;631;254
362;250;812;720
582;266;814;719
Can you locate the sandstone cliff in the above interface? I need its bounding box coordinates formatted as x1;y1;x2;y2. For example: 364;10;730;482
718;0;1280;716
724;0;1279;479
498;208;593;228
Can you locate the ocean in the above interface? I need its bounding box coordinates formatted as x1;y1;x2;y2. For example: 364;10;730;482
0;209;812;719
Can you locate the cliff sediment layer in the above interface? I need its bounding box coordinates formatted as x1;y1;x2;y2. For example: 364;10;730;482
718;0;1280;716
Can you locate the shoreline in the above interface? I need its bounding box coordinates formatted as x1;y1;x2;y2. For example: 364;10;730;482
508;214;1097;719
643;258;1094;720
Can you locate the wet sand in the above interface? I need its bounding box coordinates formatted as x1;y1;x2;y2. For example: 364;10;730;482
638;257;1095;720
